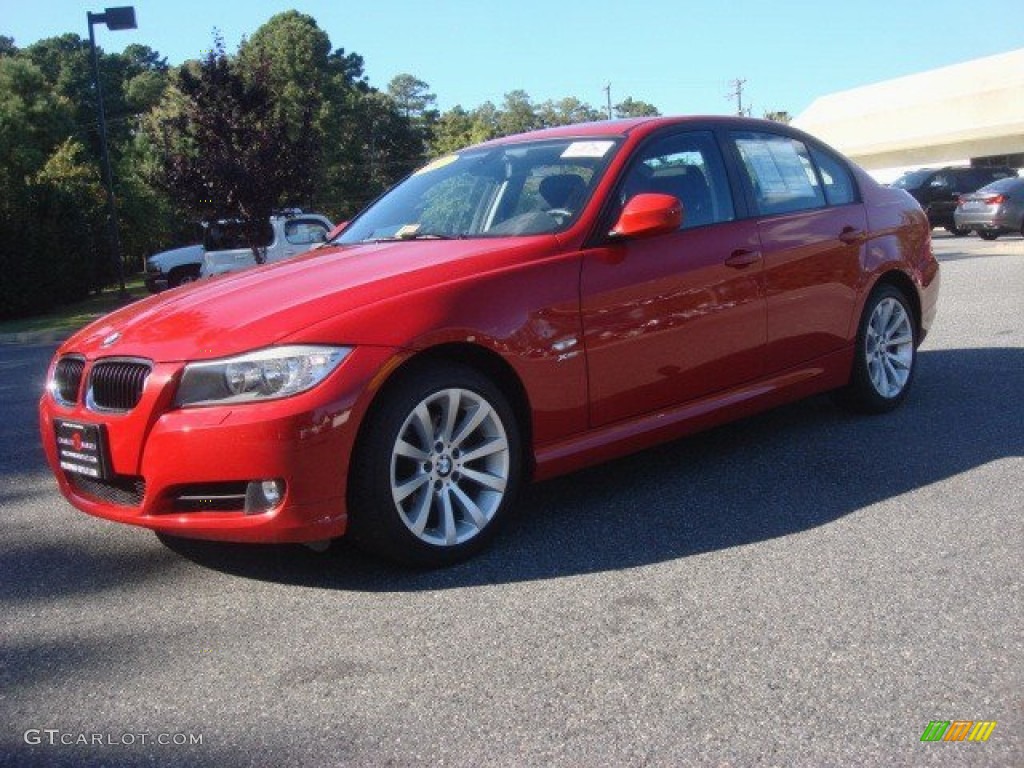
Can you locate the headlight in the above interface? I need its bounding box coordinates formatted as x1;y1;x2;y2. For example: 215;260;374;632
175;345;351;407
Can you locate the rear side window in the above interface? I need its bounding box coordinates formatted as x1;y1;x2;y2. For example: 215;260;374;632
732;132;825;215
284;219;329;245
204;220;274;251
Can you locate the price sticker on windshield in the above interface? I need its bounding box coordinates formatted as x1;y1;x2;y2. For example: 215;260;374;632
561;141;615;159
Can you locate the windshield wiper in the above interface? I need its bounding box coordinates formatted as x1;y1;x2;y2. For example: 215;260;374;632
362;231;465;243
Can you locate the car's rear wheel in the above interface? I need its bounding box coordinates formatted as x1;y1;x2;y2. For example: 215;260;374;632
833;284;917;414
978;231;999;241
347;363;521;567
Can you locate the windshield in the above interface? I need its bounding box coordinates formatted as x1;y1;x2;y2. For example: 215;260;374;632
338;138;621;243
891;170;932;190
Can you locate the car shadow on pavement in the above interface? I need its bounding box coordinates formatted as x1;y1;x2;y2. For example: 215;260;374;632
154;346;1024;590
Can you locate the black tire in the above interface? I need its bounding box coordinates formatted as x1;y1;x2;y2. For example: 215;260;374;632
977;231;999;241
347;363;522;567
168;265;200;288
833;284;918;414
946;224;970;237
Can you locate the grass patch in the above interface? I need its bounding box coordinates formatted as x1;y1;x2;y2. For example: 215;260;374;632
0;276;148;338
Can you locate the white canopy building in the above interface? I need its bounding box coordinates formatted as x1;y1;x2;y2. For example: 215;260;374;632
793;49;1024;182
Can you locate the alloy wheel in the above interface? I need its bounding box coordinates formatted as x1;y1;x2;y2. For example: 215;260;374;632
864;297;914;398
389;387;510;547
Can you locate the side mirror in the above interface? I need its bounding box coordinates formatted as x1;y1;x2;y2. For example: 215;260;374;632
315;221;349;249
610;193;682;239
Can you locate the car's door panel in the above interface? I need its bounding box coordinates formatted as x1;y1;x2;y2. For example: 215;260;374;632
728;130;867;373
758;205;866;371
581;220;765;427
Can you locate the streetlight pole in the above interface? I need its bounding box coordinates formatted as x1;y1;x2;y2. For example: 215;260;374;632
87;6;136;299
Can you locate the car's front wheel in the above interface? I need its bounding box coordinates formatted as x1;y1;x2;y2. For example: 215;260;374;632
833;284;918;414
348;363;521;567
168;265;200;288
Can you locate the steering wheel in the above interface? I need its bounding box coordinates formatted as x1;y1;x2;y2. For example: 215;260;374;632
546;208;573;224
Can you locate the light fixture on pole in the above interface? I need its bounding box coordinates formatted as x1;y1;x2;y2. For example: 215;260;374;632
87;6;136;299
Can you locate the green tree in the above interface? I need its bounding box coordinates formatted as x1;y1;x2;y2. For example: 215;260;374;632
387;73;436;120
538;97;603;127
236;10;331;134
156;37;319;259
430;106;475;156
614;97;660;118
0;57;76;181
763;110;792;124
498;90;541;136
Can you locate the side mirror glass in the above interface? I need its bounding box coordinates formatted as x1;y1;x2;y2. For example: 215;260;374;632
610;193;682;239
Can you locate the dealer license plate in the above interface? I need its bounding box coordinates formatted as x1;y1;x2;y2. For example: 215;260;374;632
55;420;109;479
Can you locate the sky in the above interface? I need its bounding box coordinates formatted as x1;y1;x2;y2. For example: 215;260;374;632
4;0;1023;118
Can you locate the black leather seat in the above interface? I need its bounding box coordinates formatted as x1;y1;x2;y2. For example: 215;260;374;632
539;174;586;211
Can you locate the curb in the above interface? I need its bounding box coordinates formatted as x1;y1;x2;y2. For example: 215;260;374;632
0;329;73;346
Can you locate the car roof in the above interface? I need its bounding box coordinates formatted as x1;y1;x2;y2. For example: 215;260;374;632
472;115;795;149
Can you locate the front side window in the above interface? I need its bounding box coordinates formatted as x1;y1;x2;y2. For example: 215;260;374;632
616;130;735;229
732;132;826;215
338;138;622;243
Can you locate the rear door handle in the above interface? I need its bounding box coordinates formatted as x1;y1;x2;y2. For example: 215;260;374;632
839;226;864;245
725;249;762;268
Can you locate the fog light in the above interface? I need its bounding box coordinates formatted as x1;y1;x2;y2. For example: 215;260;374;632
244;479;285;514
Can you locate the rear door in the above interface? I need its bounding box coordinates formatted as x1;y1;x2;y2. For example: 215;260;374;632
728;130;867;372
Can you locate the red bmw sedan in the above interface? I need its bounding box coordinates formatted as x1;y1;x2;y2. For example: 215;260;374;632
40;117;940;566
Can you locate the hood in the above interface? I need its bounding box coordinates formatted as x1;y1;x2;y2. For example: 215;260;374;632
65;237;560;363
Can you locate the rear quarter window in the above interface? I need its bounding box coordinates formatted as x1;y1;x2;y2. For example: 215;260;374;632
809;146;858;206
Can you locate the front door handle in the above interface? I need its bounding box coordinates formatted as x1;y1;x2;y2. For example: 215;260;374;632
839;226;864;245
725;249;762;268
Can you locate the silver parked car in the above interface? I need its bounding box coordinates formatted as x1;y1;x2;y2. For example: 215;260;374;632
954;176;1024;240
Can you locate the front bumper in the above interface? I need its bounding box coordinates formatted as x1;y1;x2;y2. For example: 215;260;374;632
39;346;396;543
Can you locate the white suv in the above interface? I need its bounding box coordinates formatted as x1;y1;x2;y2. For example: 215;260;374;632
201;212;333;278
144;212;333;291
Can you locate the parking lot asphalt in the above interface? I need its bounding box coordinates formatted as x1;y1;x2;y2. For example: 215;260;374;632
1;232;1021;767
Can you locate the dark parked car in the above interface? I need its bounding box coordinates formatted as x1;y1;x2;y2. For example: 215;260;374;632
892;166;1017;235
954;177;1024;240
40;116;940;567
